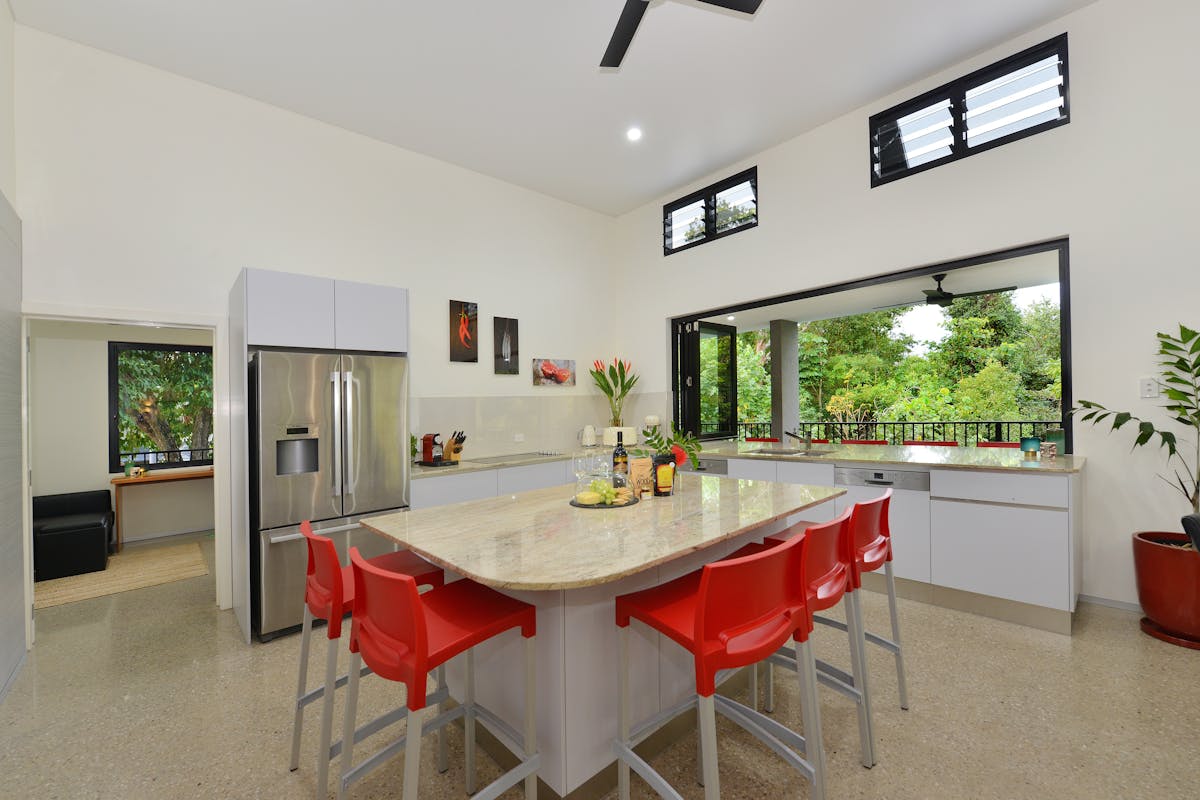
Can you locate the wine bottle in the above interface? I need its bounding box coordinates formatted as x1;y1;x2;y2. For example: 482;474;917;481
612;431;629;487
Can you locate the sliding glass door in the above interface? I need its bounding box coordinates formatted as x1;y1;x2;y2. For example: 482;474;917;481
677;321;737;439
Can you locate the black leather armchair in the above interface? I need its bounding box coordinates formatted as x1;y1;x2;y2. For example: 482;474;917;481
33;490;114;581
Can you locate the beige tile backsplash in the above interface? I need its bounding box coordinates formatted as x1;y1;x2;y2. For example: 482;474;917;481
414;391;672;457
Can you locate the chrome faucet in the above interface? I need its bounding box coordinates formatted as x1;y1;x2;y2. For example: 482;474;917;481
784;430;813;448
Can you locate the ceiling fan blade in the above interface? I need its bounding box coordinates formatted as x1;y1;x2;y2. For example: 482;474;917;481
698;0;765;12
922;288;948;298
601;0;650;68
873;300;920;310
949;285;1019;300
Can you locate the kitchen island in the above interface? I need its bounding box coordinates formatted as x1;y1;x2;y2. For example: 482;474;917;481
362;473;842;797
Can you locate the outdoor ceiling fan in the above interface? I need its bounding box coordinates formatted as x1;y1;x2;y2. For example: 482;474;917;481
876;273;1019;310
601;0;764;68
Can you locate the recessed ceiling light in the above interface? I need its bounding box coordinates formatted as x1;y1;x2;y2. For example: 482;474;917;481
727;315;736;321
626;127;642;142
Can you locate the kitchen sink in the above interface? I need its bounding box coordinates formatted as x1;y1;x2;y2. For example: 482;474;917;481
748;447;834;457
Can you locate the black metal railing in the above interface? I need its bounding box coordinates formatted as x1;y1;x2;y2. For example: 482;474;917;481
702;420;1059;445
121;448;214;469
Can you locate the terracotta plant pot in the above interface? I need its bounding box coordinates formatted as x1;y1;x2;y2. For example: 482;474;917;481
1132;531;1200;649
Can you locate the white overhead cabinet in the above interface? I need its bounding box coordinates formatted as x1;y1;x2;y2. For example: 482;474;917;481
242;269;409;352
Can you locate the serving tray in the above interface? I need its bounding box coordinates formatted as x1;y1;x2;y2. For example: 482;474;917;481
569;496;640;510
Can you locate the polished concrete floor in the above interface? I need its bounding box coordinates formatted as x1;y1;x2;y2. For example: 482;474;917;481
1;534;1196;799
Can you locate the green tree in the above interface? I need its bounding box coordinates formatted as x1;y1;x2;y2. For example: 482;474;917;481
117;348;213;462
955;361;1022;421
946;292;1024;343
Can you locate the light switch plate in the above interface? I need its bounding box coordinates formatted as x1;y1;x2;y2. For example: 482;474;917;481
1139;378;1160;399
514;432;525;442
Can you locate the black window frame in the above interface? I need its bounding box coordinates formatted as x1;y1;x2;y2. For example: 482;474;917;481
663;166;758;256
869;33;1069;187
107;341;215;473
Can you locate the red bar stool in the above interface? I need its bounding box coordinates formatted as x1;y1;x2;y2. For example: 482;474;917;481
746;509;876;769
844;490;909;710
337;547;539;800
841;439;887;445
290;521;444;798
613;530;825;800
977;441;1020;448
745;436;780;442
902;439;958;446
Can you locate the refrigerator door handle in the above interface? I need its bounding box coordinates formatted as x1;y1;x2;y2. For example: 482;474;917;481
344;371;356;495
331;372;343;497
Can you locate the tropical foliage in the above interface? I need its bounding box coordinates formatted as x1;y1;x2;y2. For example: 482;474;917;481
1074;324;1200;514
115;346;213;465
590;357;639;427
699;291;1061;438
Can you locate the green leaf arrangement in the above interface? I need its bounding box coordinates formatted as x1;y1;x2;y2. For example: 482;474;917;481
635;422;701;468
1073;324;1200;513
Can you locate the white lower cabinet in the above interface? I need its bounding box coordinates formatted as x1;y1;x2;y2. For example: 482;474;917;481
411;460;571;509
837;485;931;583
497;461;571;495
930;499;1069;610
724;458;778;481
775;461;836;523
410;470;498;509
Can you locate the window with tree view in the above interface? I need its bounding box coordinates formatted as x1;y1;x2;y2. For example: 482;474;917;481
663;167;757;255
108;342;214;472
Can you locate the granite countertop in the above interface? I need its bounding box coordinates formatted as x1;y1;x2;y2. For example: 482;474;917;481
362;473;843;591
695;441;1085;474
411;451;570;480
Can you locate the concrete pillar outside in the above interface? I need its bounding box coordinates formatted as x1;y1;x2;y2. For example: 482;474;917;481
770;320;799;440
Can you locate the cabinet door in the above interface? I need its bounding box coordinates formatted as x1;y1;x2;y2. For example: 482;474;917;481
725;458;778;481
409;471;498;510
837;485;930;582
335;279;409;353
497;462;570;495
244;269;335;349
776;461;836;522
930;499;1069;609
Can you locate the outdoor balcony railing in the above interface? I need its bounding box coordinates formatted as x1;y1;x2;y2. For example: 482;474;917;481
700;420;1060;446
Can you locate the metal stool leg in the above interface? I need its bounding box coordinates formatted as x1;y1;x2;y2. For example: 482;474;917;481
524;636;538;800
465;647;477;794
748;661;758;710
885;562;910;710
845;590;876;767
698;693;720;800
765;661;776;713
316;629;340;797
617;626;631;800
336;651;362;800
795;639;826;800
402;705;425;800
436;664;448;774
289;606;314;771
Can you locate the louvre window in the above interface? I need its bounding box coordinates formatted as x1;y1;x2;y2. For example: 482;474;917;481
870;34;1068;187
664;167;758;255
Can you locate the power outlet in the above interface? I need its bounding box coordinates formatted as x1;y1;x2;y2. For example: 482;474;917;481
514;433;525;443
1139;378;1160;399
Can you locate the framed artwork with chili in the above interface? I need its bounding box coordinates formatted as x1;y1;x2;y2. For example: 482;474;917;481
533;359;575;386
450;300;478;363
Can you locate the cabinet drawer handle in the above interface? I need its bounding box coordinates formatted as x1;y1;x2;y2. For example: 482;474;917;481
865;479;894;486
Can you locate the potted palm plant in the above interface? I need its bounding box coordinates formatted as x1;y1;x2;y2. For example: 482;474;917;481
1074;323;1200;649
590;357;640;446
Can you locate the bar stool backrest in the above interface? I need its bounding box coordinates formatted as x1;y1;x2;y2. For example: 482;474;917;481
848;490;892;588
348;547;430;709
902;440;958;446
801;509;853;616
300;520;348;638
841;439;887;445
692;533;806;695
977;441;1020;448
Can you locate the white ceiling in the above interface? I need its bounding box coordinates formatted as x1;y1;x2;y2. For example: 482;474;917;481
10;0;1096;216
701;249;1061;331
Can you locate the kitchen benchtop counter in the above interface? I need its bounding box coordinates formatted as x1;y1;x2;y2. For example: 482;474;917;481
363;473;842;591
695;441;1085;474
411;452;570;479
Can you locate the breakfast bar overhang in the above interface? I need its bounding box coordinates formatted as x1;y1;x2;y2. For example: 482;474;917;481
362;473;843;797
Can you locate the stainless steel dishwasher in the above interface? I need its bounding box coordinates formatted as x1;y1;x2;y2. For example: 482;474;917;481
835;466;931;583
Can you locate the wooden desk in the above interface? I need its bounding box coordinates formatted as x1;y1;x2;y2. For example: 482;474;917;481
110;467;215;551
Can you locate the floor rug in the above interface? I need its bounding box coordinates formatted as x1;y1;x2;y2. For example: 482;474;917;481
34;542;210;609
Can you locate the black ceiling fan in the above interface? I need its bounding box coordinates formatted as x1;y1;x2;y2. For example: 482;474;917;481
601;0;764;68
876;273;1019;309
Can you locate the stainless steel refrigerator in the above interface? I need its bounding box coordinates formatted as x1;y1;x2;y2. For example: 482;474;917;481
249;349;409;640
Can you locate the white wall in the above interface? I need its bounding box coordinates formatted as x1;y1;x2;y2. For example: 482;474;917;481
0;181;23;696
0;0;14;203
28;320;215;542
613;0;1200;606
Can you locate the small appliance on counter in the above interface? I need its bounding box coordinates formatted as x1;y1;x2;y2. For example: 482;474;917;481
581;424;597;447
419;431;465;466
